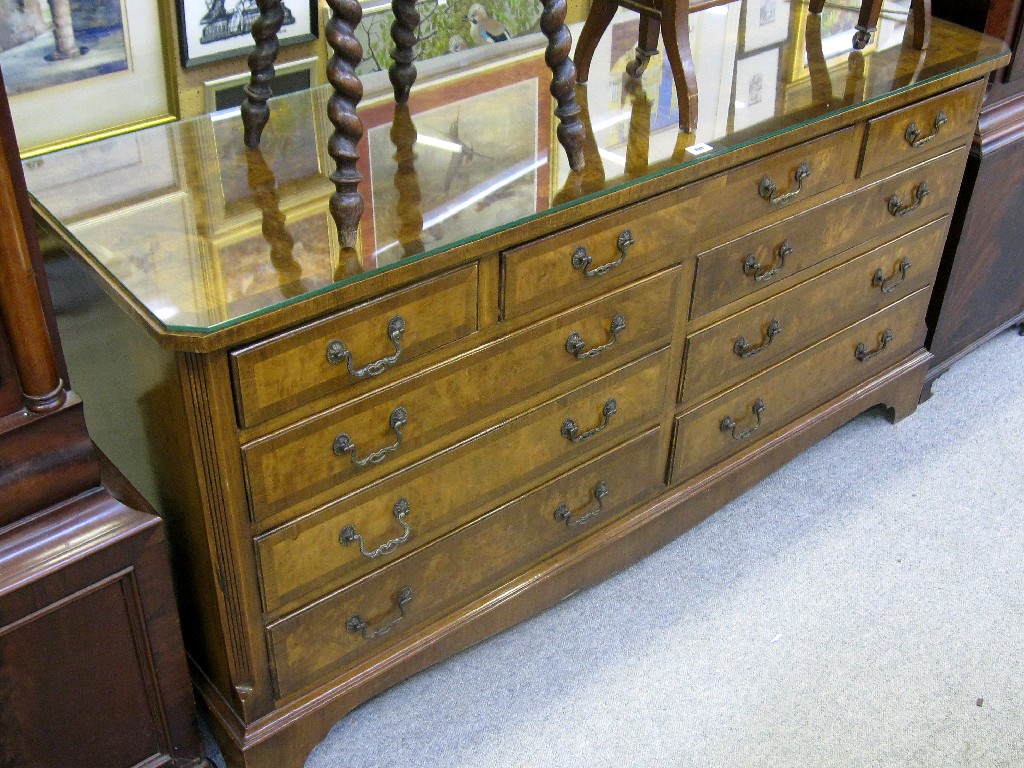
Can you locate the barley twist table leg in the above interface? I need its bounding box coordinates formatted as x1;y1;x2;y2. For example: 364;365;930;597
540;0;586;172
242;0;284;148
326;0;366;249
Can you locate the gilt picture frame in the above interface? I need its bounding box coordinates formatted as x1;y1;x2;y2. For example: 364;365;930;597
177;0;318;68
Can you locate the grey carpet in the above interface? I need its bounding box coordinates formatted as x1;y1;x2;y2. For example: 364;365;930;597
209;327;1024;767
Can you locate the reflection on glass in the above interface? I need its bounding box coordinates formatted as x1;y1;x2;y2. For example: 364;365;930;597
27;0;1006;333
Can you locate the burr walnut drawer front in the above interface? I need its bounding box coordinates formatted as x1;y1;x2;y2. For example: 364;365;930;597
681;218;949;406
690;146;969;320
243;268;681;526
671;288;932;484
860;80;985;178
230;265;479;428
502;127;859;320
266;427;664;699
256;351;670;615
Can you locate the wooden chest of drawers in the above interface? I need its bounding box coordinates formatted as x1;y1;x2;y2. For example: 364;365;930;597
28;8;1007;768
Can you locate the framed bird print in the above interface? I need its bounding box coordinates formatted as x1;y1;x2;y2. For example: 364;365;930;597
346;0;543;76
177;0;318;68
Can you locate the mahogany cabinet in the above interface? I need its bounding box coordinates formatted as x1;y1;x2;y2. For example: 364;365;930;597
25;7;1008;767
0;69;209;768
925;0;1024;391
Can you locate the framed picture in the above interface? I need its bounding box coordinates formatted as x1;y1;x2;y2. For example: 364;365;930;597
2;0;175;157
177;0;318;68
739;0;791;55
732;47;781;132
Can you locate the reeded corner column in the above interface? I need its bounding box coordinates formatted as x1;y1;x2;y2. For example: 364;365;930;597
389;0;419;104
242;0;285;148
539;0;586;172
325;0;366;249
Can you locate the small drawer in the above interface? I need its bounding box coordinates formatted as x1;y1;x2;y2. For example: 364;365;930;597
243;268;681;525
266;427;663;699
691;146;968;320
671;288;931;484
861;80;985;178
681;218;949;405
230;265;479;427
502;184;706;320
254;350;669;613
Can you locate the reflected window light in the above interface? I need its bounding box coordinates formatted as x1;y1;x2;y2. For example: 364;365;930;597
735;100;748;110
597;148;626;167
152;305;180;321
415;134;465;154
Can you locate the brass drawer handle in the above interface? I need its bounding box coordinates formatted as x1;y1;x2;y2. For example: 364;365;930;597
554;482;609;529
326;316;406;378
759;162;810;206
572;229;634;278
340;498;412;558
346;587;413;641
904;111;948;148
743;241;792;283
561;399;617;443
887;183;929;217
720;398;765;441
333;406;408;467
855;328;894;362
734;319;782;359
566;314;626;359
873;257;912;294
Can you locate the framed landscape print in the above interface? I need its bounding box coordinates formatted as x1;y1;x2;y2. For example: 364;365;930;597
1;0;175;157
177;0;318;68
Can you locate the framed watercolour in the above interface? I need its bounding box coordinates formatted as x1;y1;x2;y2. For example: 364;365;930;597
2;0;176;157
177;0;318;68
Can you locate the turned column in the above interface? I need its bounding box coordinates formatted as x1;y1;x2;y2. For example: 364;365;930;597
0;91;64;413
540;0;585;171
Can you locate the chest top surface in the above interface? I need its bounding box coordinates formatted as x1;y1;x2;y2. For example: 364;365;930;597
26;1;1006;343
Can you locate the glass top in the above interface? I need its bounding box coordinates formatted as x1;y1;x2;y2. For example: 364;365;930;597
26;1;1006;334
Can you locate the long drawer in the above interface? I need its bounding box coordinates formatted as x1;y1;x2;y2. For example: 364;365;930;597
267;427;665;699
671;288;931;484
690;145;968;320
243;268;681;525
502;127;859;319
231;265;480;427
681;218;948;405
256;349;670;612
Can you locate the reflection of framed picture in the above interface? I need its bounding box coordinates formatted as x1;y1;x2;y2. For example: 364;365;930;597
739;0;791;54
4;0;175;157
203;57;321;112
177;0;318;68
732;48;780;131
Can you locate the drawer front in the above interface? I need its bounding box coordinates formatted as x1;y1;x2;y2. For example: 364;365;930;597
671;288;931;483
267;427;663;699
256;350;670;612
231;265;479;427
243;268;680;525
681;218;948;405
861;80;985;178
502;186;705;320
691;146;968;319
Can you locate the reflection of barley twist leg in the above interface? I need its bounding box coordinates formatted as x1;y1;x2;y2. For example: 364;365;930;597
326;0;366;250
540;0;585;172
391;105;425;256
242;0;284;148
389;0;419;104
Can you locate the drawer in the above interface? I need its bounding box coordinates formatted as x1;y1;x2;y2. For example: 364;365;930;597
671;288;931;484
267;427;665;699
243;268;681;525
502;127;858;321
256;349;670;612
861;80;985;178
681;218;948;405
231;265;479;427
502;187;704;320
690;146;968;320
